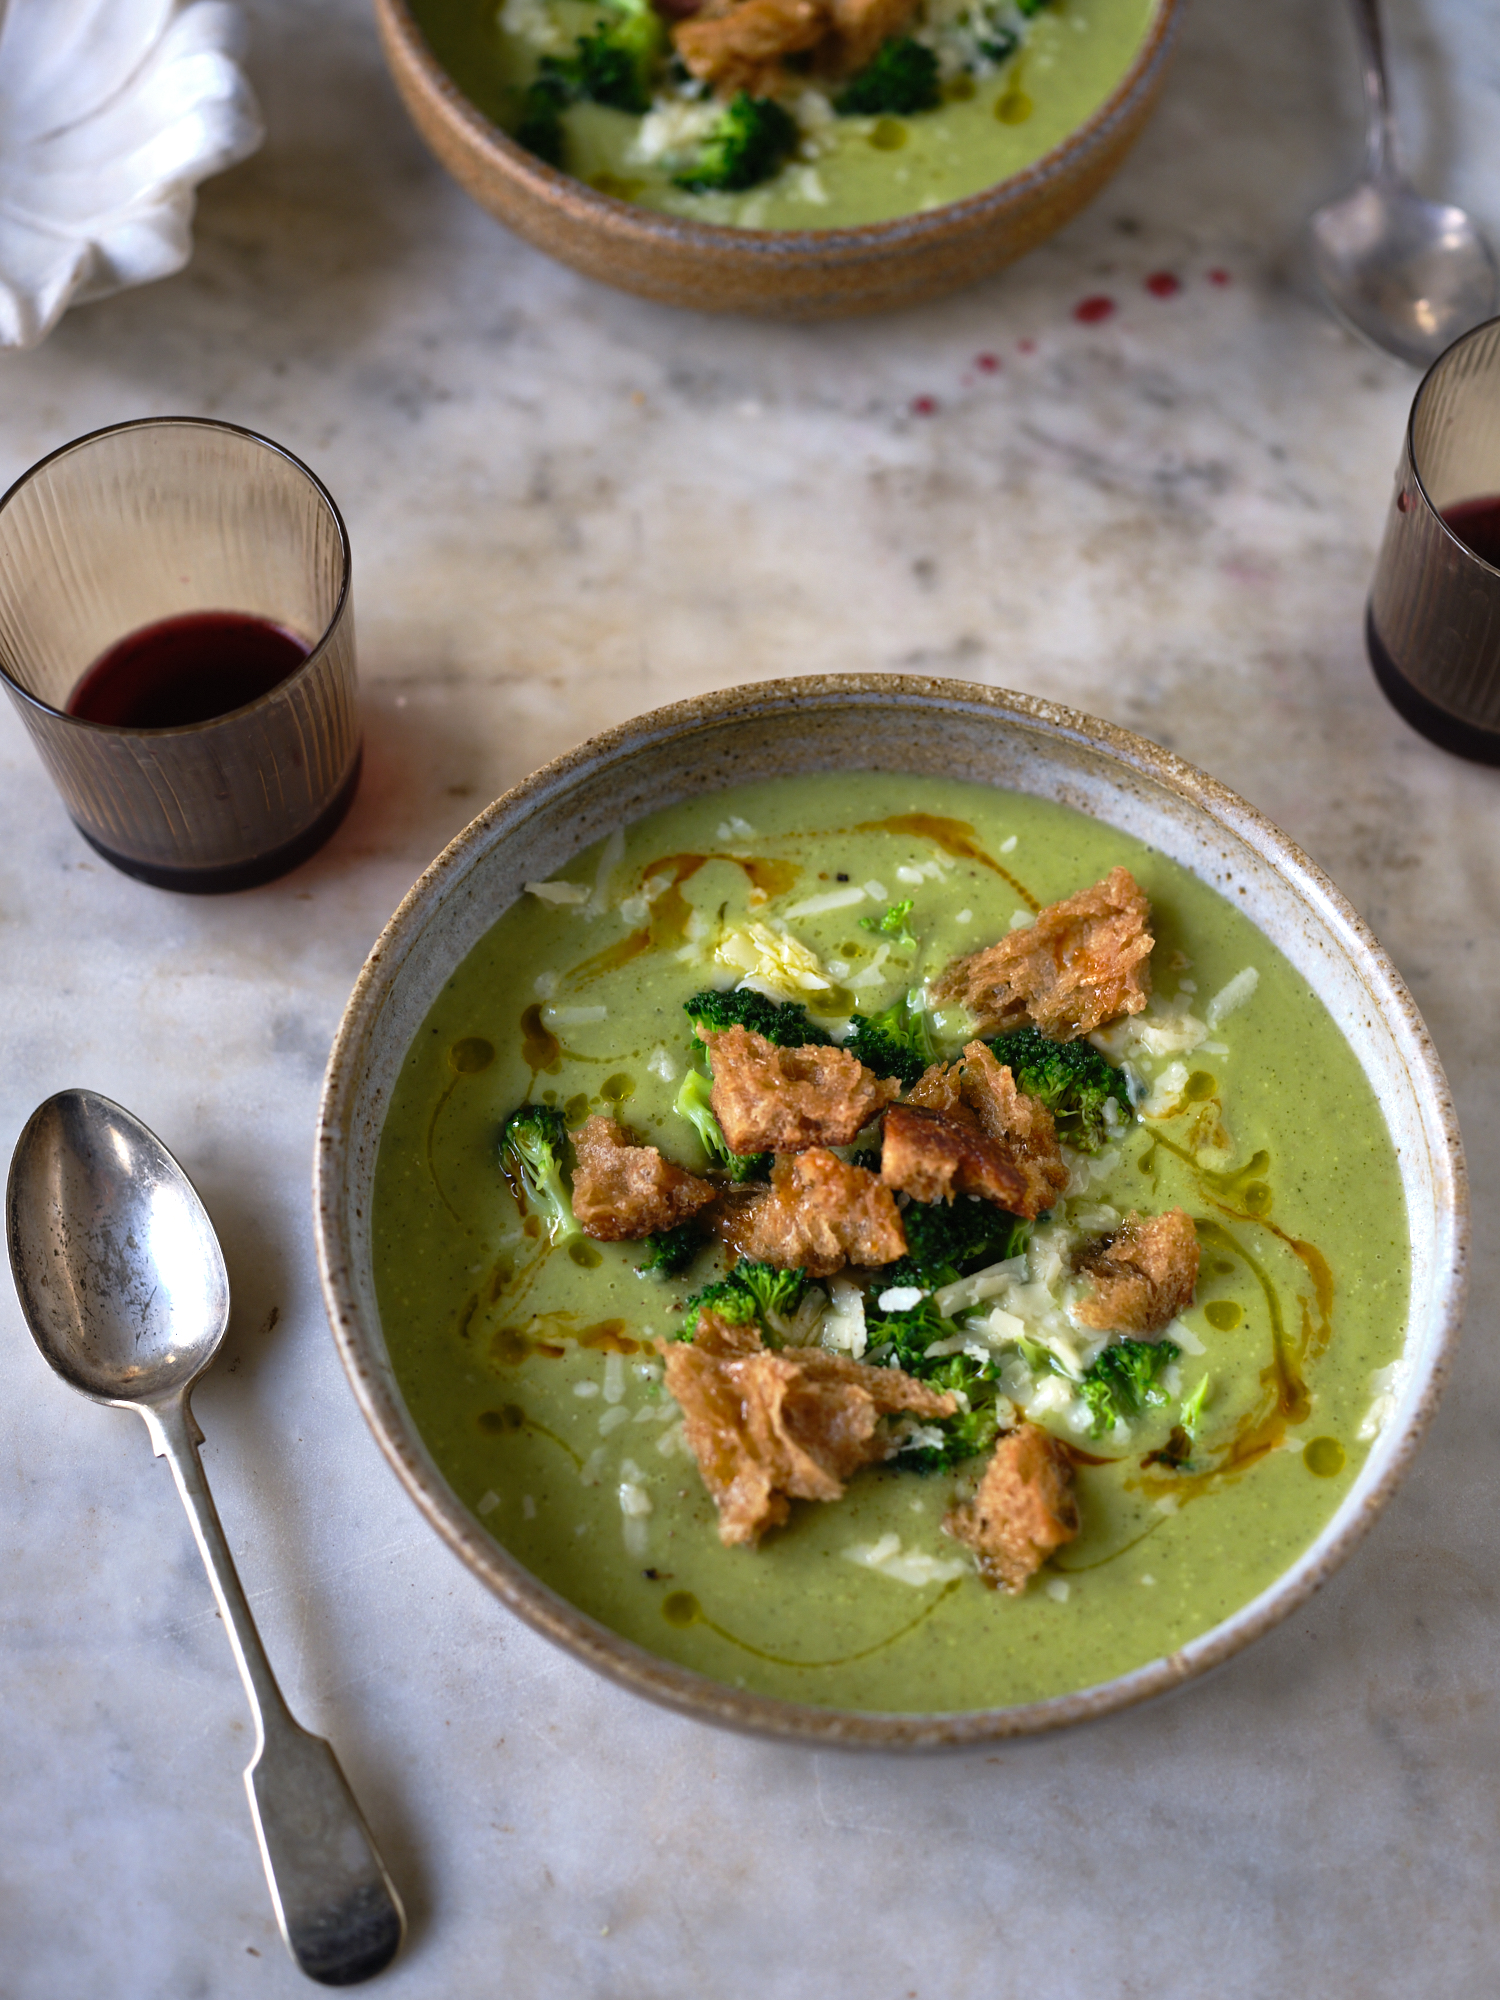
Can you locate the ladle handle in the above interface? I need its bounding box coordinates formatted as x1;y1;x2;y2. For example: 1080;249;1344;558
1349;0;1397;183
143;1395;406;1986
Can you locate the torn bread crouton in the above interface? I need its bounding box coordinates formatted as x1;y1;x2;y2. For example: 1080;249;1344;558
881;1103;1029;1210
905;1058;968;1117
944;1422;1079;1593
715;1148;906;1276
662;1311;957;1546
674;0;829;95
827;0;921;70
932;865;1154;1040
1074;1207;1199;1333
703;1023;899;1154
954;1041;1069;1218
570;1114;719;1241
896;1044;1067;1219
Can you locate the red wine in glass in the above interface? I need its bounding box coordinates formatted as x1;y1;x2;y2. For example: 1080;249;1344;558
67;611;309;729
1442;495;1500;570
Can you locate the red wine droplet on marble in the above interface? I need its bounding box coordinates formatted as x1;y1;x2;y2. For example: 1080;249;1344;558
1443;495;1500;568
1073;295;1116;324
66;612;310;729
1144;271;1180;298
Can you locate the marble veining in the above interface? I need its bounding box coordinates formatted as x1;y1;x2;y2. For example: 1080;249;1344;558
1;0;1498;1992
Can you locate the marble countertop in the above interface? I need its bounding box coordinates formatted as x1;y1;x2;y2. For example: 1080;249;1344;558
3;0;1499;1991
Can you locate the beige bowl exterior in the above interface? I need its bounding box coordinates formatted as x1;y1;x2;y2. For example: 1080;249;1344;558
375;0;1180;317
314;676;1468;1749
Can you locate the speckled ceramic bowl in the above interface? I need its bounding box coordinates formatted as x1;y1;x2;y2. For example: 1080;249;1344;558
314;676;1467;1748
374;0;1180;317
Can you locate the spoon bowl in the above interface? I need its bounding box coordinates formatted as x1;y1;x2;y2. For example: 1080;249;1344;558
1310;179;1498;370
9;1089;228;1406
1307;0;1497;370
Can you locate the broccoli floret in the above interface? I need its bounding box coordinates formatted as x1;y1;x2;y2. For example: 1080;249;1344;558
894;1353;1005;1472
673;1066;770;1181
683;988;832;1048
834;37;941;116
987;1024;1133;1153
1079;1336;1181;1437
1017;0;1050;15
864;1295;958;1372
882;1198;1030;1290
517;0;664;163
1143;1371;1210;1468
516;72;572;167
500;1104;579;1246
677;1277;759;1341
859;897;917;949
681;1258;809;1341
844;987;933;1087
975;20;1018;62
863;1310;1002;1470
673;92;798;193
733;1259;809;1322
565;0;664;111
636;1220;709;1279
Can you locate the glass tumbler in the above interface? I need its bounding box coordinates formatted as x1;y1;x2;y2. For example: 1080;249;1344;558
0;418;360;891
1368;315;1500;763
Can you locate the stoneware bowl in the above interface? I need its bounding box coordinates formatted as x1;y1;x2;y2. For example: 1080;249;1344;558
374;0;1180;318
314;675;1467;1749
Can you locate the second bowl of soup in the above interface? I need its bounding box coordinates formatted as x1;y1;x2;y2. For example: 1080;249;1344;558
376;0;1179;313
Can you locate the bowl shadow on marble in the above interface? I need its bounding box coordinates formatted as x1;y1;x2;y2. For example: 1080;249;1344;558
315;674;1467;1750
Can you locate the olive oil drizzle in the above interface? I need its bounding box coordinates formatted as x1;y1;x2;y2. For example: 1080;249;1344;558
856;813;1040;910
659;1577;963;1669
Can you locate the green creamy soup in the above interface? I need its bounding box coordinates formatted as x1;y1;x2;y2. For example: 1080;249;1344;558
411;0;1156;230
373;773;1408;1713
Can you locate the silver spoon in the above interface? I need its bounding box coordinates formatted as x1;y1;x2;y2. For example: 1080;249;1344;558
6;1089;405;1987
1308;0;1496;368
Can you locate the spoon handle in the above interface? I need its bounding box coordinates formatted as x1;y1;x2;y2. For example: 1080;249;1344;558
143;1394;406;1986
1349;0;1397;182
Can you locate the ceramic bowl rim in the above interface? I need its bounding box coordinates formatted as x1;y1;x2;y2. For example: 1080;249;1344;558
313;674;1468;1750
379;0;1181;255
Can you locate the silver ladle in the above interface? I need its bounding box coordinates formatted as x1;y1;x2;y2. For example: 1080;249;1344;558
6;1089;405;1986
1308;0;1496;368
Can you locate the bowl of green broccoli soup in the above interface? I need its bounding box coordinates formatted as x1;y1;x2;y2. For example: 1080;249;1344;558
375;0;1179;314
314;676;1466;1747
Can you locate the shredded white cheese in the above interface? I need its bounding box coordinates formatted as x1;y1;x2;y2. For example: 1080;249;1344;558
818;1277;867;1358
843;1533;970;1587
647;1044;679;1082
1206;966;1260;1028
526;880;590;906
783;885;867;918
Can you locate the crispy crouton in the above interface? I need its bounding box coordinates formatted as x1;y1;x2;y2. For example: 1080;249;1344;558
827;0;920;69
715;1147;906;1276
932;866;1154;1041
674;0;828;94
570;1114;719;1241
662;1311;957;1546
893;1045;1067;1219
943;1422;1079;1592
881;1103;1029;1209
906;1059;969;1117
1074;1207;1200;1333
955;1041;1069;1218
703;1023;899;1155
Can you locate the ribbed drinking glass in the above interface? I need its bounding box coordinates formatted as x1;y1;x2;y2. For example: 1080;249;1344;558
1368;315;1500;762
0;418;360;891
